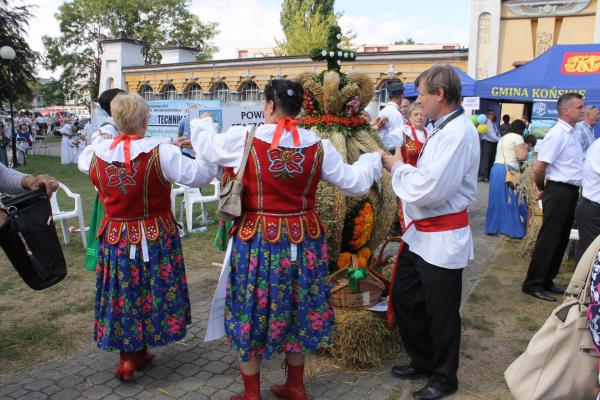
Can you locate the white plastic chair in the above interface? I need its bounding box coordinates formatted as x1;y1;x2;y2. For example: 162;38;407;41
50;182;87;248
171;184;186;236
33;136;48;155
538;200;580;260
182;179;221;233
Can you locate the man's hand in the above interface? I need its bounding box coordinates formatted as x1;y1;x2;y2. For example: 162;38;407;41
536;188;543;200
382;145;404;172
21;174;59;197
372;116;388;130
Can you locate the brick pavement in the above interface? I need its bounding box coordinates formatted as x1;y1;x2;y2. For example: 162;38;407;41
0;184;496;400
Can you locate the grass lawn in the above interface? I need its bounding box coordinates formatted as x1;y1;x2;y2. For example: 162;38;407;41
0;155;223;378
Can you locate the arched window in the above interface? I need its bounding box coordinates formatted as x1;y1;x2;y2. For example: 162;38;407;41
138;85;154;101
211;82;230;102
186;83;202;100
160;83;177;100
377;79;402;105
106;77;114;89
239;81;259;102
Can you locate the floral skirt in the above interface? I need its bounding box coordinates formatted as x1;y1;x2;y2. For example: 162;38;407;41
94;230;191;351
225;230;335;361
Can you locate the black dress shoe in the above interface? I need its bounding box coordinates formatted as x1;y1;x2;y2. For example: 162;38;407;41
522;288;556;302
391;364;432;380
545;285;565;295
413;384;457;400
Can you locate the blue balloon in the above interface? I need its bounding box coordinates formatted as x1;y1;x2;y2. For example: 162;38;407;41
477;114;487;124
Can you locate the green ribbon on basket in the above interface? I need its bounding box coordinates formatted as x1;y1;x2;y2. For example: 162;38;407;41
346;267;368;293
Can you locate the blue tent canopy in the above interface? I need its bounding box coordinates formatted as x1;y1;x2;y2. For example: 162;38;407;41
474;44;600;103
403;65;476;98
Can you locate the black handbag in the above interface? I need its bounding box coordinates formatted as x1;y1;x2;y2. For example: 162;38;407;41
0;189;67;290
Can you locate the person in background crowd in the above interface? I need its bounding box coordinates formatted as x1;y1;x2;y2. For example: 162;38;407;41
59;116;76;164
574;105;599;159
191;79;382;400
485;120;529;239
500;114;511;135
78;93;217;382
522;92;585;302
383;65;479;400
35;114;48;135
0;119;8;166
399;98;411;121
478;109;501;182
374;82;406;151
574;135;600;261
524;135;537;161
177;115;194;158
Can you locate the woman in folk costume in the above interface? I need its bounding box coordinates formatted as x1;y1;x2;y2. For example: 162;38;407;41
78;93;217;381
390;102;430;232
83;89;125;271
191;79;382;400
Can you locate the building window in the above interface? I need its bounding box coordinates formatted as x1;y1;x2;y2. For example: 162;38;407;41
186;83;202;100
210;82;230;102
240;81;259;102
138;85;154;101
377;79;402;105
160;83;177;100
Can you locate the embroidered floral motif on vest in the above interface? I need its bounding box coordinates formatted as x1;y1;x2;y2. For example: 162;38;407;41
267;147;305;179
105;160;140;194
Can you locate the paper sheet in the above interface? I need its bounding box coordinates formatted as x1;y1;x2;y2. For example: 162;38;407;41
204;239;232;342
367;300;388;312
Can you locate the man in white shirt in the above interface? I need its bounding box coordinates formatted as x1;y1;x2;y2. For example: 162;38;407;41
382;65;479;400
573;105;599;159
575;137;600;261
523;92;585;301
478;109;501;181
375;82;406;150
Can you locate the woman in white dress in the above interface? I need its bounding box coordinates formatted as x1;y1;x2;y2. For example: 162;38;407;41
60;117;77;164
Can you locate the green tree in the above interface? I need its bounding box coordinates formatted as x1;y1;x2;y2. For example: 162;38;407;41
33;79;67;107
394;38;415;45
43;0;219;102
277;0;338;56
0;0;38;109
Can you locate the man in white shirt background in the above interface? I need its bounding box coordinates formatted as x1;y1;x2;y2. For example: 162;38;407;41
399;98;411;121
522;92;584;302
374;82;406;150
478;109;501;182
573;105;599;159
574;135;600;262
382;65;479;400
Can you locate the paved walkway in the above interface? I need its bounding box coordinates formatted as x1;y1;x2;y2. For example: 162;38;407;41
0;184;498;400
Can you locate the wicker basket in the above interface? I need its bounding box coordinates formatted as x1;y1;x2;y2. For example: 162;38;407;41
368;235;402;295
327;258;385;309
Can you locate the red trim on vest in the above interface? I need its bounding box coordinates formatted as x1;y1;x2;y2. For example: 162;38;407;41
387;209;469;325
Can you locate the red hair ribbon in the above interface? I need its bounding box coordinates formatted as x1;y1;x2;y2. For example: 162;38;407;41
110;135;141;174
270;117;300;150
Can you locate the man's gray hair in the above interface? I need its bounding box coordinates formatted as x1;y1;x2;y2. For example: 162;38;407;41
414;64;462;105
556;92;583;116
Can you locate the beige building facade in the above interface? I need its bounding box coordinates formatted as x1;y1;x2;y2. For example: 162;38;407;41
99;37;467;106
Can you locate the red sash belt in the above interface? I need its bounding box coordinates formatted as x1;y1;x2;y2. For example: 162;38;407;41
387;209;469;325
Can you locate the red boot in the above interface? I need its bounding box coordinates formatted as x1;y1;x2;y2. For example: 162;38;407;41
231;371;261;400
114;351;137;381
134;346;155;369
270;363;307;400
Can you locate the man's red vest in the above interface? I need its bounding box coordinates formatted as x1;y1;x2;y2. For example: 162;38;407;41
90;147;177;244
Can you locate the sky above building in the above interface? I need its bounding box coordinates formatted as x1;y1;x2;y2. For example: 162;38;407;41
26;0;470;78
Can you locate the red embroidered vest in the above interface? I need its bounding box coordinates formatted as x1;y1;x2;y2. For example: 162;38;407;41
90;146;177;244
232;138;325;244
401;123;427;167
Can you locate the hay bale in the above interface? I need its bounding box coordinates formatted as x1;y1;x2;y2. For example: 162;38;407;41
329;308;403;368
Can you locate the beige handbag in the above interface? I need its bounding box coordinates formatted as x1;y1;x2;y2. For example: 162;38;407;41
505;235;600;400
216;127;256;221
500;137;521;188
